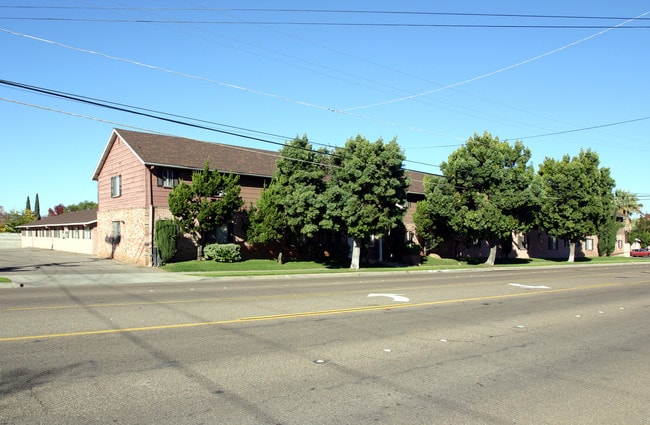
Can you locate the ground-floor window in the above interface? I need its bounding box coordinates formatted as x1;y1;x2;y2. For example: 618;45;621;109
111;221;121;243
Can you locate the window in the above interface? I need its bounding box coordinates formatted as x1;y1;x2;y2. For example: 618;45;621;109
157;168;178;188
84;227;92;239
215;223;230;243
111;175;122;197
548;237;558;250
585;238;594;251
110;221;121;244
517;234;528;250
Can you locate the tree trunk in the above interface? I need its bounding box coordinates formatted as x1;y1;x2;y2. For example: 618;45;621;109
568;241;576;262
278;240;284;265
350;238;361;270
196;234;205;260
484;242;498;266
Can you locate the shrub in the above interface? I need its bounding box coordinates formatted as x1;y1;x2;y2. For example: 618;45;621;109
155;219;178;264
204;243;242;262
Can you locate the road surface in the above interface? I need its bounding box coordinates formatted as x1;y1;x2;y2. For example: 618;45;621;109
1;264;649;424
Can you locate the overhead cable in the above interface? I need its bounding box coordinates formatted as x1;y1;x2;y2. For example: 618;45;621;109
0;78;437;170
344;10;650;111
1;16;649;28
510;116;650;140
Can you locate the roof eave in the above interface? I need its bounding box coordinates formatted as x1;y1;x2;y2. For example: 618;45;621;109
17;219;98;229
144;161;274;179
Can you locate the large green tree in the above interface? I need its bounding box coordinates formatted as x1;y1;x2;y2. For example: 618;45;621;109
168;162;243;258
412;175;457;254
629;214;650;247
320;135;409;269
247;135;326;263
537;149;616;262
417;132;539;265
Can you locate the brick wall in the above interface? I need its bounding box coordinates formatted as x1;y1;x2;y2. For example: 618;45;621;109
97;208;152;266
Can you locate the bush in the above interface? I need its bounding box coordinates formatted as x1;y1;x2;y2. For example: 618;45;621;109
155;219;178;264
204;243;242;262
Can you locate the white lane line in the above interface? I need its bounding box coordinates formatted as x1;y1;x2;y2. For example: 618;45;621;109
508;283;551;289
367;293;410;302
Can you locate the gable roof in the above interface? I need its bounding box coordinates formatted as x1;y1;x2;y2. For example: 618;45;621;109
18;209;98;229
92;129;280;180
92;128;436;194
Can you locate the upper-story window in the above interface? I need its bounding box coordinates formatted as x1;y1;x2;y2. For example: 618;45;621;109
157;168;178;188
111;175;122;197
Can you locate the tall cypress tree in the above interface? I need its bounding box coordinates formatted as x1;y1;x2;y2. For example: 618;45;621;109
34;193;41;220
25;196;31;211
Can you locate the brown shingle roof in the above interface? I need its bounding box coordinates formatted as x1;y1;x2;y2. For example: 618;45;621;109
406;170;427;195
18;209;97;229
115;129;279;177
93;129;435;194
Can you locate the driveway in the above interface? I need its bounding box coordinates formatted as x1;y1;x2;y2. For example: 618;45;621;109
0;248;201;287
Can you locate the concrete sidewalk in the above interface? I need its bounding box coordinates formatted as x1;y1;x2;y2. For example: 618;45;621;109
0;248;203;287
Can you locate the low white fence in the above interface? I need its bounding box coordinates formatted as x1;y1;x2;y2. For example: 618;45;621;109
0;233;21;249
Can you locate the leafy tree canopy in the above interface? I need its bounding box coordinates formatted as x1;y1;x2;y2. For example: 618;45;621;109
247;135;327;262
629;214;650;247
417;132;539;264
413;175;457;252
321;135;409;268
66;200;98;212
46;201;97;216
537;149;615;261
0;209;38;233
168;162;243;255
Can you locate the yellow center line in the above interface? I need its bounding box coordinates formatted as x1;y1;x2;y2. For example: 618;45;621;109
0;281;631;342
7;272;642;312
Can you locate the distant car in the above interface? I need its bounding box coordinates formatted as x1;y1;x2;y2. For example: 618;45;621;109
630;249;650;257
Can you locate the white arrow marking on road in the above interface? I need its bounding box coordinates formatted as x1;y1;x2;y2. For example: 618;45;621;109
508;283;551;289
367;293;410;302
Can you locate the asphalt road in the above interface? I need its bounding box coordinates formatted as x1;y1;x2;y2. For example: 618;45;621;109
0;248;203;287
1;253;649;424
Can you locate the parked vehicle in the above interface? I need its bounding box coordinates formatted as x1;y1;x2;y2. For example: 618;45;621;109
630;248;650;257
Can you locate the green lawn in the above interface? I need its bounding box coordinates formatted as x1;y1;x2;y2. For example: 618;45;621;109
0;277;11;283
161;255;643;277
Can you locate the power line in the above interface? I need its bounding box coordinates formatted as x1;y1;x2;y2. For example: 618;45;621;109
1;6;650;21
344;10;650;111
0;78;438;170
0;27;459;141
510;116;650;140
1;17;649;28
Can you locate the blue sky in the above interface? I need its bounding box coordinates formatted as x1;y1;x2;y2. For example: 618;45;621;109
1;1;649;214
